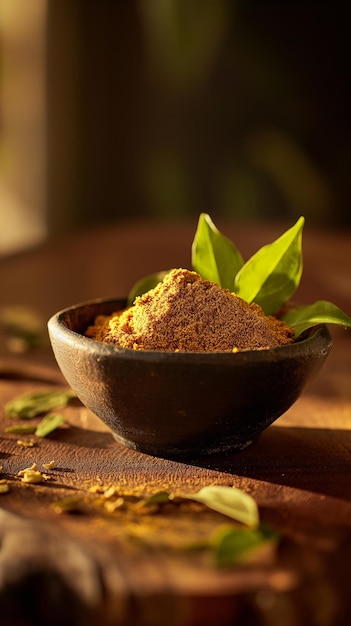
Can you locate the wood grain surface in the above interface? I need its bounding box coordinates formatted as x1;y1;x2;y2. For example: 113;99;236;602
1;219;351;625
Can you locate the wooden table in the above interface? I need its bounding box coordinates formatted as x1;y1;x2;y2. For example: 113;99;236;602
1;218;351;626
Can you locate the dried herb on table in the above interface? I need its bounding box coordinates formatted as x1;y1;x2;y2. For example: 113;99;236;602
4;424;37;435
3;389;73;440
20;469;44;484
136;491;172;509
0;305;48;353
35;414;65;437
184;485;260;528
211;523;279;568
4;415;65;438
129;486;260;528
52;496;85;514
0;480;10;494
16;439;36;447
5;389;75;419
104;485;278;567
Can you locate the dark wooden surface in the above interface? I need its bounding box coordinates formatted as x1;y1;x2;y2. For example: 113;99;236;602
1;219;351;626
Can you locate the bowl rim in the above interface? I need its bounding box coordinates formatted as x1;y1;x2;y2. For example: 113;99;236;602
48;296;333;363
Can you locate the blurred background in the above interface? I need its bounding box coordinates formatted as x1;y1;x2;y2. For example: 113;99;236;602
0;0;350;255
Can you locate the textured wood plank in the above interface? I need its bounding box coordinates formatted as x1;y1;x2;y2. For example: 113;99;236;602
1;220;351;625
1;354;351;626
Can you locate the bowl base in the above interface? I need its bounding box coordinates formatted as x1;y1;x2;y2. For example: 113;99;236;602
111;431;256;459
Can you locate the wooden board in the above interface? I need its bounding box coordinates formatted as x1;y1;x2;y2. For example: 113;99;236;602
1;338;351;626
1;220;351;625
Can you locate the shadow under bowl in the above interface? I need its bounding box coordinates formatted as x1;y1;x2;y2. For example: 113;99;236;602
48;298;332;459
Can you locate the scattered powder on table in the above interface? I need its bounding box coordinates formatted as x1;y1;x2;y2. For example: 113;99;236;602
85;268;294;352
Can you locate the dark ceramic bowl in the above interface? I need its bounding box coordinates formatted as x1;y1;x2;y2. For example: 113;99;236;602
48;298;332;458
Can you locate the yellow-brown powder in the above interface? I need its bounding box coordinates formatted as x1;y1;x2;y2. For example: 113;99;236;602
85;268;294;352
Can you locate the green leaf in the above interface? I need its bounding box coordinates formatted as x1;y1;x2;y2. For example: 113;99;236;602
127;270;170;306
5;389;76;419
52;496;84;514
0;305;48;351
35;413;66;437
136;491;171;508
212;523;279;568
4;424;37;435
234;217;304;315
185;485;259;528
282;300;351;337
191;213;244;290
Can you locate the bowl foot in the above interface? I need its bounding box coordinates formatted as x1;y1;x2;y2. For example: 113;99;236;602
111;431;256;459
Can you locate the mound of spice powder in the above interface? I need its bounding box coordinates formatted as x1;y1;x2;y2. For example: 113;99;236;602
86;269;294;352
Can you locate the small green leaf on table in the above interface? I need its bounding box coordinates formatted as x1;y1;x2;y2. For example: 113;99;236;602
4;424;37;435
35;414;66;437
185;485;259;528
5;389;75;419
135;491;171;509
212;523;279;567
